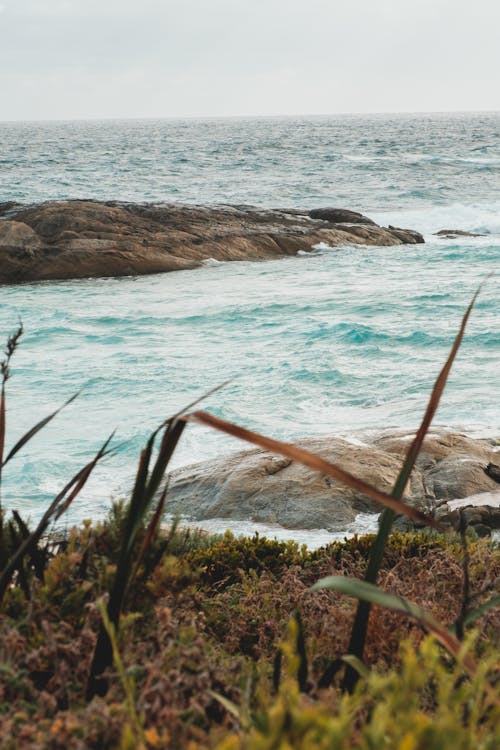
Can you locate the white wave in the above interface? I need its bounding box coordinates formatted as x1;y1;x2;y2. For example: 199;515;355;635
371;201;500;236
169;512;380;550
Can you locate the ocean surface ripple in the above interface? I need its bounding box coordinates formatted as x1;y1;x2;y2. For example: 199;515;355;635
0;113;498;526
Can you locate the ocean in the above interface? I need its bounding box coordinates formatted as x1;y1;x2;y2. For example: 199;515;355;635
0;113;499;538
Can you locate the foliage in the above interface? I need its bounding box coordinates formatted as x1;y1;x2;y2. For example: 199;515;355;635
0;527;496;748
220;633;500;750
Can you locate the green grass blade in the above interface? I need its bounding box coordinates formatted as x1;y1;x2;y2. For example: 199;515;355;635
87;419;186;701
462;594;500;628
2;392;79;467
342;286;482;692
311;575;477;676
0;434;114;603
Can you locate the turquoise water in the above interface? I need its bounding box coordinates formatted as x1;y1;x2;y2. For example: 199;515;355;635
0;114;499;523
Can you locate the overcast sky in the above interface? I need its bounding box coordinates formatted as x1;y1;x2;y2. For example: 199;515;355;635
1;0;499;121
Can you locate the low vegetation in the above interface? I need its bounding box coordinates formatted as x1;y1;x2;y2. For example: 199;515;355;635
0;285;498;748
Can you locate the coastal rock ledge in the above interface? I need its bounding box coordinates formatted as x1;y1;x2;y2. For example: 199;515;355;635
0;200;423;284
167;430;500;535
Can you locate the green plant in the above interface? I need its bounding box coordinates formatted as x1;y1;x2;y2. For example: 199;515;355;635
0;324;113;606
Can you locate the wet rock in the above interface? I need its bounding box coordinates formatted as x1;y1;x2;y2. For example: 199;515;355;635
0;201;426;284
434;229;487;239
387;226;425;244
308;208;377;225
485;463;500;483
435;492;500;535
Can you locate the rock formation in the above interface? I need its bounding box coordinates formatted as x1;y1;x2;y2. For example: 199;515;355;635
0;200;424;284
167;430;500;535
434;229;486;239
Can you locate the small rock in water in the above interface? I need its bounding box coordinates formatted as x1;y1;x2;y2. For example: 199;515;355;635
434;229;487;239
308;207;377;225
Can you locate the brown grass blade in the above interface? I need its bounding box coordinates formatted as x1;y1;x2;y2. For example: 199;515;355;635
183;411;444;531
396;286;482;495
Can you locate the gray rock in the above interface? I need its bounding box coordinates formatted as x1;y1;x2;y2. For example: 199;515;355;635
435;492;500;535
167;430;500;533
434;229;487;239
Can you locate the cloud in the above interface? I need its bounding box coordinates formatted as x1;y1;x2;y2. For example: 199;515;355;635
0;0;499;119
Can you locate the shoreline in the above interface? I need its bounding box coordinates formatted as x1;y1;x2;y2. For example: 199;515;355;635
0;200;424;284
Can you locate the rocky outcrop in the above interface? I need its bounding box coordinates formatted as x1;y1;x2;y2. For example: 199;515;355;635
434;229;487;239
0;200;424;284
167;430;500;534
435;493;500;537
308;208;377;225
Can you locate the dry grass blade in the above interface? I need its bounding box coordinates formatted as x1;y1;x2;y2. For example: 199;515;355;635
396;286;481;495
342;285;484;693
2;392;80;467
183;411;444;530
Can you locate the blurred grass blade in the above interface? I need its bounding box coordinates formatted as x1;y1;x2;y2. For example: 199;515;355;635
311;575;477;676
12;510;46;580
393;286;481;499
87;418;186;701
341;655;370;680
2;392;79;467
462;594;500;628
169;378;234;422
0;383;5;506
184;411;443;530
0;433;114;603
54;432;114;521
207;690;241;721
130;479;169;585
343;287;482;693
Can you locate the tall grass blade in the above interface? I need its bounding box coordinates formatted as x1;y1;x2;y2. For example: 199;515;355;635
0;323;24;508
183;411;443;530
87;419;186;700
131;479;169;583
342;287;482;692
0;434;114;603
2;392;79;467
311;576;478;676
0;384;5;510
11;510;46;580
462;594;500;628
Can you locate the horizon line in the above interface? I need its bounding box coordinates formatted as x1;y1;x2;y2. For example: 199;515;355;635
1;108;500;125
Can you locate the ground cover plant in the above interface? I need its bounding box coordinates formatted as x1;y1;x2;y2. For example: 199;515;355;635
0;287;498;748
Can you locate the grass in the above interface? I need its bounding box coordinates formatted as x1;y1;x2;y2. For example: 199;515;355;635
0;285;498;747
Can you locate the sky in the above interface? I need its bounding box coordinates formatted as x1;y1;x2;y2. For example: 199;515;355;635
1;0;500;120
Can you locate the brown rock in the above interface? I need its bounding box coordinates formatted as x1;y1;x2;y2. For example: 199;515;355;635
0;200;425;284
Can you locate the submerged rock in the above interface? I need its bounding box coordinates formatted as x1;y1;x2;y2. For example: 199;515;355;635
0;200;424;284
167;430;500;534
434;229;487;239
